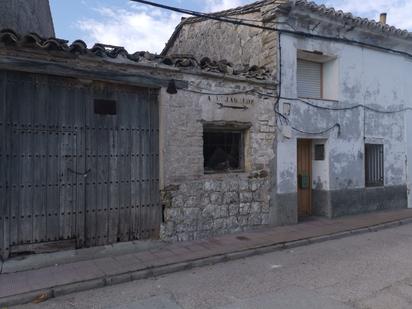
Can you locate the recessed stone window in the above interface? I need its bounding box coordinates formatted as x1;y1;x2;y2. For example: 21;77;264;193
203;129;244;173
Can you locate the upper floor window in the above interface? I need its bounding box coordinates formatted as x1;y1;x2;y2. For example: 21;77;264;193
297;50;338;100
297;59;322;99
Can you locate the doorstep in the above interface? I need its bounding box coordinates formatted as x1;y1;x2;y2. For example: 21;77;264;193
1;208;412;307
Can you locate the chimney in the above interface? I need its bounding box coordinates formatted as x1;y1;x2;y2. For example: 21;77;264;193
379;13;387;24
0;0;55;37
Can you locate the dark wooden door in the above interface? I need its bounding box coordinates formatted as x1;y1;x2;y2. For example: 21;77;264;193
0;70;160;259
84;82;160;247
297;139;312;218
1;72;85;256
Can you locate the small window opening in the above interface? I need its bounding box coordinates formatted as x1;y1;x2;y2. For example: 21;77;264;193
297;50;339;100
203;130;244;173
314;144;325;161
94;99;117;115
365;144;384;187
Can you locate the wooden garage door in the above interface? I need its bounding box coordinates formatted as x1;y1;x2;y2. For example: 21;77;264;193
0;71;160;258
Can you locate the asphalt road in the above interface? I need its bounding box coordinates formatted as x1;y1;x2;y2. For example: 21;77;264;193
14;223;412;309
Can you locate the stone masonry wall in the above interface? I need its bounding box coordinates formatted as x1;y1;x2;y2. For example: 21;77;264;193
161;173;270;241
166;12;278;74
159;75;277;241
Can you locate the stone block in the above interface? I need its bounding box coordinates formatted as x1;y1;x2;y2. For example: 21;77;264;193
240;192;253;203
223;192;239;204
228;203;240;216
184;195;201;208
249;213;263;225
210;192;223;204
215;205;229;218
239;202;251;215
213;218;226;230
202;204;216;218
182;208;201;224
238;215;249;226
251;202;261;213
239;179;249;191
225;216;240;229
250;181;260;192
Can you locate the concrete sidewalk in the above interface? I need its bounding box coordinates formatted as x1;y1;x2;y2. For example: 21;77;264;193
2;209;412;307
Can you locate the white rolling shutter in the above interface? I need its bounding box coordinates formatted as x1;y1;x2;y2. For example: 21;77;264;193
297;59;322;98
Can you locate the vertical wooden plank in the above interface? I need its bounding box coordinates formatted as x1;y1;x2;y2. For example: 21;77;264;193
58;80;77;241
141;89;150;239
136;90;144;240
18;76;35;245
0;70;7;257
130;90;141;240
116;87;132;242
8;73;22;247
75;85;87;248
108;119;119;244
95;94;109;246
32;74;48;245
147;89;154;238
45;76;61;243
297;140;302;217
85;84;97;247
151;90;161;238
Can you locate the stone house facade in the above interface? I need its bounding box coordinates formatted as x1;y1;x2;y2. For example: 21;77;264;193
162;0;412;233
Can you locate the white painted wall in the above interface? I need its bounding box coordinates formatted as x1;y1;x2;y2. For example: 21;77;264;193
312;139;329;190
277;33;412;201
407;106;412;208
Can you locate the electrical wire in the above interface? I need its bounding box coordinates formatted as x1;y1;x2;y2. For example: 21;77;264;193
291;123;341;135
280;96;412;114
183;88;255;96
134;0;412;133
130;0;412;60
130;0;269;27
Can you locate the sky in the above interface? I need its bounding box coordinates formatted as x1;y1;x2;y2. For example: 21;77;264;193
49;0;412;54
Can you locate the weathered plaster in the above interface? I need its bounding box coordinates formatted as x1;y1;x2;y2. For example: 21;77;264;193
277;30;412;216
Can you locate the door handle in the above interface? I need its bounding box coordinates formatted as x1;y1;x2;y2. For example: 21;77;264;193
67;168;91;178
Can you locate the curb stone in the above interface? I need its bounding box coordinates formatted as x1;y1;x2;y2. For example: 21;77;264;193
1;217;412;307
53;279;105;298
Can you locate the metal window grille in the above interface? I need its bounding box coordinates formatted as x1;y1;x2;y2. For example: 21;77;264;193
365;144;384;187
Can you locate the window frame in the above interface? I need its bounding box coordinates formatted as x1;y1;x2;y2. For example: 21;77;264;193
203;124;248;174
314;144;325;161
296;50;339;101
296;58;323;100
365;143;384;187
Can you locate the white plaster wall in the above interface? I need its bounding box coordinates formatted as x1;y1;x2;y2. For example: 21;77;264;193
312;139;329;190
278;33;412;195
